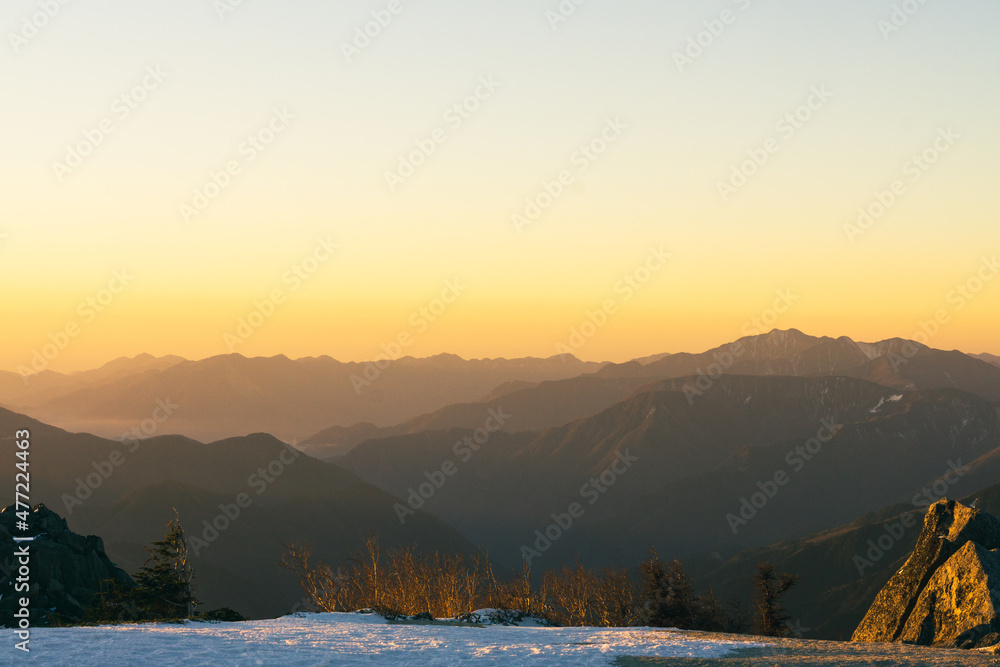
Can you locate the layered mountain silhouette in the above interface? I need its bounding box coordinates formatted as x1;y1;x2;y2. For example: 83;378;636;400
0;354;604;443
0;407;472;619
308;329;1000;457
0;353;184;407
5;330;998;446
339;375;1000;568
4;329;1000;637
301;375;660;460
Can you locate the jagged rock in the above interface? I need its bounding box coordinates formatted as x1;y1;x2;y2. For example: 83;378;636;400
899;541;1000;648
853;498;1000;648
0;504;134;627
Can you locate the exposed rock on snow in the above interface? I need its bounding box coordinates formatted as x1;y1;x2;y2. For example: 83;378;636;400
853;498;1000;648
0;504;134;627
899;541;1000;648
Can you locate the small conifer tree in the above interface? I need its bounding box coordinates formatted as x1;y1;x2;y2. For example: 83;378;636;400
130;511;198;619
752;562;798;636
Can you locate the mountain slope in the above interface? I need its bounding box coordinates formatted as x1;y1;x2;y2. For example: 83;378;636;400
974;353;1000;369
301;375;662;460
565;386;1000;565
339;376;1000;570
0;408;474;619
339;376;922;563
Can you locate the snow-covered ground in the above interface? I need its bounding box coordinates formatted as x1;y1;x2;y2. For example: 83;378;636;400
3;612;763;666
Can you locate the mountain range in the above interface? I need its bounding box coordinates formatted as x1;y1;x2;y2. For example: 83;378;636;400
0;354;604;443
4;329;1000;635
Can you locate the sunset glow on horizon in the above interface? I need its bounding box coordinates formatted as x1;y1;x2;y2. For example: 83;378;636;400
2;0;998;374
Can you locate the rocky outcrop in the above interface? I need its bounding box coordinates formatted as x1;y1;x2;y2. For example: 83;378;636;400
899;541;1000;648
852;498;1000;648
0;504;134;627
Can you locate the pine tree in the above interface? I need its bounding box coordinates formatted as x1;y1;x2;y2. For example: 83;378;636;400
752;562;798;636
638;550;697;628
130;512;198;619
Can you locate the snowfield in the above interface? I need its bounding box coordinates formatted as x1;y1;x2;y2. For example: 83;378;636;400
3;612;763;666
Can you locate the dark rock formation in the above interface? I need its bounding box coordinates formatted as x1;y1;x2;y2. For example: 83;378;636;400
0;504;134;627
853;498;1000;648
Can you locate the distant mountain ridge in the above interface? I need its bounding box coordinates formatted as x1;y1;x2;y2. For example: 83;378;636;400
5;329;999;454
594;329;1000;402
304;329;1000;459
0;354;185;407
0;353;605;443
975;352;1000;369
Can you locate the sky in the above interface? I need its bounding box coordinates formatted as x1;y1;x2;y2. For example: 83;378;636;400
2;0;998;373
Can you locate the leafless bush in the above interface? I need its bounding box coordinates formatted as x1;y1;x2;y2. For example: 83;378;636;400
282;537;772;632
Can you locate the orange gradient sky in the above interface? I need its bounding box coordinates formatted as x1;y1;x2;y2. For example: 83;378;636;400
2;0;998;373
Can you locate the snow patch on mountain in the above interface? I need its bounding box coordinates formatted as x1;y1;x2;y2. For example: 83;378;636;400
870;394;904;413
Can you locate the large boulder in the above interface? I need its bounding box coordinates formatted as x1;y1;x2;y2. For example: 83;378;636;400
0;504;134;627
899;541;1000;648
853;498;1000;648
